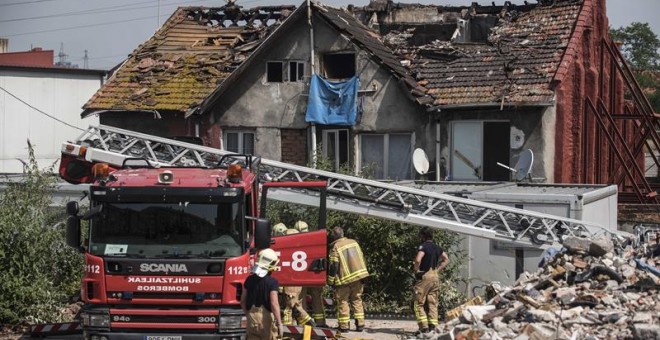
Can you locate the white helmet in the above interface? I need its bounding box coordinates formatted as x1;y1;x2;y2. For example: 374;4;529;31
285;228;299;235
273;223;288;236
252;248;280;277
294;220;309;233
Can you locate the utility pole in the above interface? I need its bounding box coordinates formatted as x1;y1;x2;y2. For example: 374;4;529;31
83;50;89;69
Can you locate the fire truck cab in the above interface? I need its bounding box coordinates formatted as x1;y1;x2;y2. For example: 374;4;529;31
60;147;328;340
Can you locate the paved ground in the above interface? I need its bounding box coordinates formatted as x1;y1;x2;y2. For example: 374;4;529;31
1;319;421;340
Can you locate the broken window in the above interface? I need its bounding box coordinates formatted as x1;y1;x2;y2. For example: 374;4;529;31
322;129;349;171
322;53;356;79
266;61;284;82
224;130;255;155
267;61;305;83
288;61;305;82
450;121;510;181
360;133;413;180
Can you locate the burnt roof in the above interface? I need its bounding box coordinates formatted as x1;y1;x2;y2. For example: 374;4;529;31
315;4;429;104
82;4;295;117
369;0;584;108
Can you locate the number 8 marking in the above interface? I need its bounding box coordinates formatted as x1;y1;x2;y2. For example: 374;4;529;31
291;251;307;271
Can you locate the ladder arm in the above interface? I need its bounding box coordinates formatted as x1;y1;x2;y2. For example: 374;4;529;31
66;125;631;248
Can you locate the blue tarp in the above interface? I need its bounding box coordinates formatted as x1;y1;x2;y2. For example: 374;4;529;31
305;74;358;125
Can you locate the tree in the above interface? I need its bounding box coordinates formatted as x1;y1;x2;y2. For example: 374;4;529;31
610;22;660;70
610;22;660;113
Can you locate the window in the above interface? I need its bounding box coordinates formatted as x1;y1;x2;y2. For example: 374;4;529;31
450;121;510;181
266;61;283;82
224;131;255;155
267;61;305;83
359;133;413;180
322;53;355;79
289;61;305;82
322;129;349;171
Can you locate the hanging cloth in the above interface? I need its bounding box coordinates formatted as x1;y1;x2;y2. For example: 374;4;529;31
305;74;359;125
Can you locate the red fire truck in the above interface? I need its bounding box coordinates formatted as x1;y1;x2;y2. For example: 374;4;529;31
59;142;328;340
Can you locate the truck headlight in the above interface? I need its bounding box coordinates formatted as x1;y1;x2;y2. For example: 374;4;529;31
218;315;245;329
89;314;110;327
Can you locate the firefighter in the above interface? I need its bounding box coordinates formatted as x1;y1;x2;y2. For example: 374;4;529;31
294;220;326;327
240;248;284;340
281;227;314;326
272;223;288;237
412;227;449;334
327;226;369;332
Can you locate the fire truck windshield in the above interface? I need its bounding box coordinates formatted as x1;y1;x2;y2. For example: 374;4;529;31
88;202;244;258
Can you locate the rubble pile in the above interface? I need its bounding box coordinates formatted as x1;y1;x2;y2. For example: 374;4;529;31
428;233;659;340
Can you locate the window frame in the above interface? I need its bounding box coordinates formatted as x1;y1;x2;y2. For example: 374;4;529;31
223;130;256;155
358;132;414;180
266;60;306;83
288;61;305;82
449;120;510;181
322;129;350;171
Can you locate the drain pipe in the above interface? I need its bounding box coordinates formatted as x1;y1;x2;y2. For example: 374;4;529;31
308;0;317;167
436;118;441;181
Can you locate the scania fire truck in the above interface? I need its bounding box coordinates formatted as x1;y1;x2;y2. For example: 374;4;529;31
59;138;329;340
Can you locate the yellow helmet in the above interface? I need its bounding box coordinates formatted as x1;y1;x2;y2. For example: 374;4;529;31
294;220;309;233
285;228;299;235
273;223;288;236
253;248;280;277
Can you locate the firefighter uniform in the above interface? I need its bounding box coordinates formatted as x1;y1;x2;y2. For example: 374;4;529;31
328;228;369;331
282;228;313;326
294;221;327;327
413;227;447;333
305;287;326;327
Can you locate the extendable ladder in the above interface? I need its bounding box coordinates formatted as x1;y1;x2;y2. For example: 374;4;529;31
65;125;629;247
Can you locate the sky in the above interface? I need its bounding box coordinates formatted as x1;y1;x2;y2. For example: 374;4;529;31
0;0;658;70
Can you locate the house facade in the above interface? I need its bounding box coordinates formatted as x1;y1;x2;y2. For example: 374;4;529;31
196;4;430;179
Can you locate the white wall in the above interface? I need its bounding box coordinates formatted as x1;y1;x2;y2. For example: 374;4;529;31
0;69;101;173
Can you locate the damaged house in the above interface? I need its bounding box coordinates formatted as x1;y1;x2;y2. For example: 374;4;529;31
82;0;657;202
83;1;431;180
353;0;658;202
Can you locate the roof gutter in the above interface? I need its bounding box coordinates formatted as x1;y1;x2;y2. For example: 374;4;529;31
426;101;554;112
81;109;162;119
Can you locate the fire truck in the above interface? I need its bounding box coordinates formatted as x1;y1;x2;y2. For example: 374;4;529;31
54;125;628;339
59;131;328;340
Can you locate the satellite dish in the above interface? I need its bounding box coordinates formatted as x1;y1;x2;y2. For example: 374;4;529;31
412;148;430;175
514;149;534;182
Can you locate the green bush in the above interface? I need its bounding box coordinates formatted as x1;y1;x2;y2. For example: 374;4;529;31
0;142;83;325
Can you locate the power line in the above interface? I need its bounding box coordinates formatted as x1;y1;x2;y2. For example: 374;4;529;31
0;0;211;24
0;86;85;132
4;15;160;37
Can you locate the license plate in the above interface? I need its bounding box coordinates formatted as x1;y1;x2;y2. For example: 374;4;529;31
144;336;182;340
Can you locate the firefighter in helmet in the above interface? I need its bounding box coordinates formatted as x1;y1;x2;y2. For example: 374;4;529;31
272;223;288;237
281;227;314;326
328;226;369;332
240;248;284;339
295;220;327;327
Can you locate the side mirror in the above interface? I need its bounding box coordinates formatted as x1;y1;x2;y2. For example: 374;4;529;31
66;215;81;249
254;218;272;250
66;201;79;215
